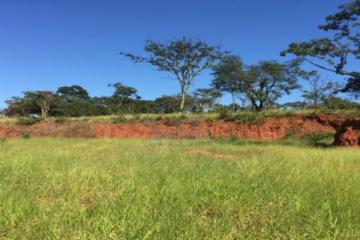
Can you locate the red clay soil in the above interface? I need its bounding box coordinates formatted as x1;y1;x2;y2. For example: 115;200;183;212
334;118;360;146
0;115;345;141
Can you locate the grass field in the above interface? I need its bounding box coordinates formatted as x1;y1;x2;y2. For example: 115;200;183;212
0;137;359;239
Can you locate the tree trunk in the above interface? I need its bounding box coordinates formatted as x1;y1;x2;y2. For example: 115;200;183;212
180;91;186;112
231;93;236;112
258;100;264;111
41;108;48;118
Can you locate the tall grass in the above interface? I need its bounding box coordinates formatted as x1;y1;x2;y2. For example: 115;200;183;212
1;108;360;125
0;138;359;239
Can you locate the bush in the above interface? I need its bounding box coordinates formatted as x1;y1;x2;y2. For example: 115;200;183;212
304;132;334;147
284;128;298;139
232;112;266;124
20;132;30;139
110;116;128;124
54;117;67;124
217;109;232;121
217;110;269;124
323;97;359;110
17;117;42;126
162;116;180;126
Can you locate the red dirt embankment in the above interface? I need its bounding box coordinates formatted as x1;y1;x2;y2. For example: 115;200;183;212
0;115;345;140
334;118;360;146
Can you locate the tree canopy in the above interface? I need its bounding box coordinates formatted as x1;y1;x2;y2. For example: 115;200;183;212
121;37;223;111
212;55;244;112
281;0;360;94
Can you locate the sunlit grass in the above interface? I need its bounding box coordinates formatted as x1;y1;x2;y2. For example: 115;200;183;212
0;138;359;239
1;108;359;124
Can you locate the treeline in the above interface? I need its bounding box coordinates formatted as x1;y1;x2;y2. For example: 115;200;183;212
2;83;225;117
2;0;359;117
3;82;358;118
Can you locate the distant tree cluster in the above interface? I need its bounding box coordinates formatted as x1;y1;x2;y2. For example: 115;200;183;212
2;84;224;117
4;84;148;117
2;1;359;117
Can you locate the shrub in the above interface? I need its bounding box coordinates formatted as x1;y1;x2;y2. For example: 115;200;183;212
217;109;233;121
305;132;334;147
21;132;30;139
155;115;163;121
177;114;188;121
17;117;42;126
232;112;266;124
162;116;180;126
284;128;298;139
54;117;67;124
110;116;127;124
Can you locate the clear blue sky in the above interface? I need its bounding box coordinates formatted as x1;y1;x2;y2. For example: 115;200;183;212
0;0;347;108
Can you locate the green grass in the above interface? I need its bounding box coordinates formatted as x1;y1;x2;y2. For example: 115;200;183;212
1;108;360;125
0;138;360;239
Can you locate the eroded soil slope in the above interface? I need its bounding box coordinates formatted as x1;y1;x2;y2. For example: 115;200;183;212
334;118;360;146
0;115;346;140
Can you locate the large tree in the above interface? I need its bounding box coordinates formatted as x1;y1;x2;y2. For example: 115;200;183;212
121;37;222;111
281;1;360;95
211;55;244;112
56;85;92;116
32;91;59;118
57;85;90;102
242;61;299;110
107;82;139;114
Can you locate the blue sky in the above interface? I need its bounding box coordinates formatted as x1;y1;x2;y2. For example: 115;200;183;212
0;0;348;108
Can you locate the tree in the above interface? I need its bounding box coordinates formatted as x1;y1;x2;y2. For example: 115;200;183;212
242;61;299;110
6;91;60;118
57;85;90;101
301;72;337;109
152;94;198;113
4;97;29;116
153;95;181;113
281;1;360;94
108;82;139;114
211;55;244;112
56;85;92;116
193;88;222;112
33;91;58;118
121;37;223;111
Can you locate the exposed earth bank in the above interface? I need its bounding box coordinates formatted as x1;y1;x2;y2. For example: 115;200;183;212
334;119;360;146
0;115;353;143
